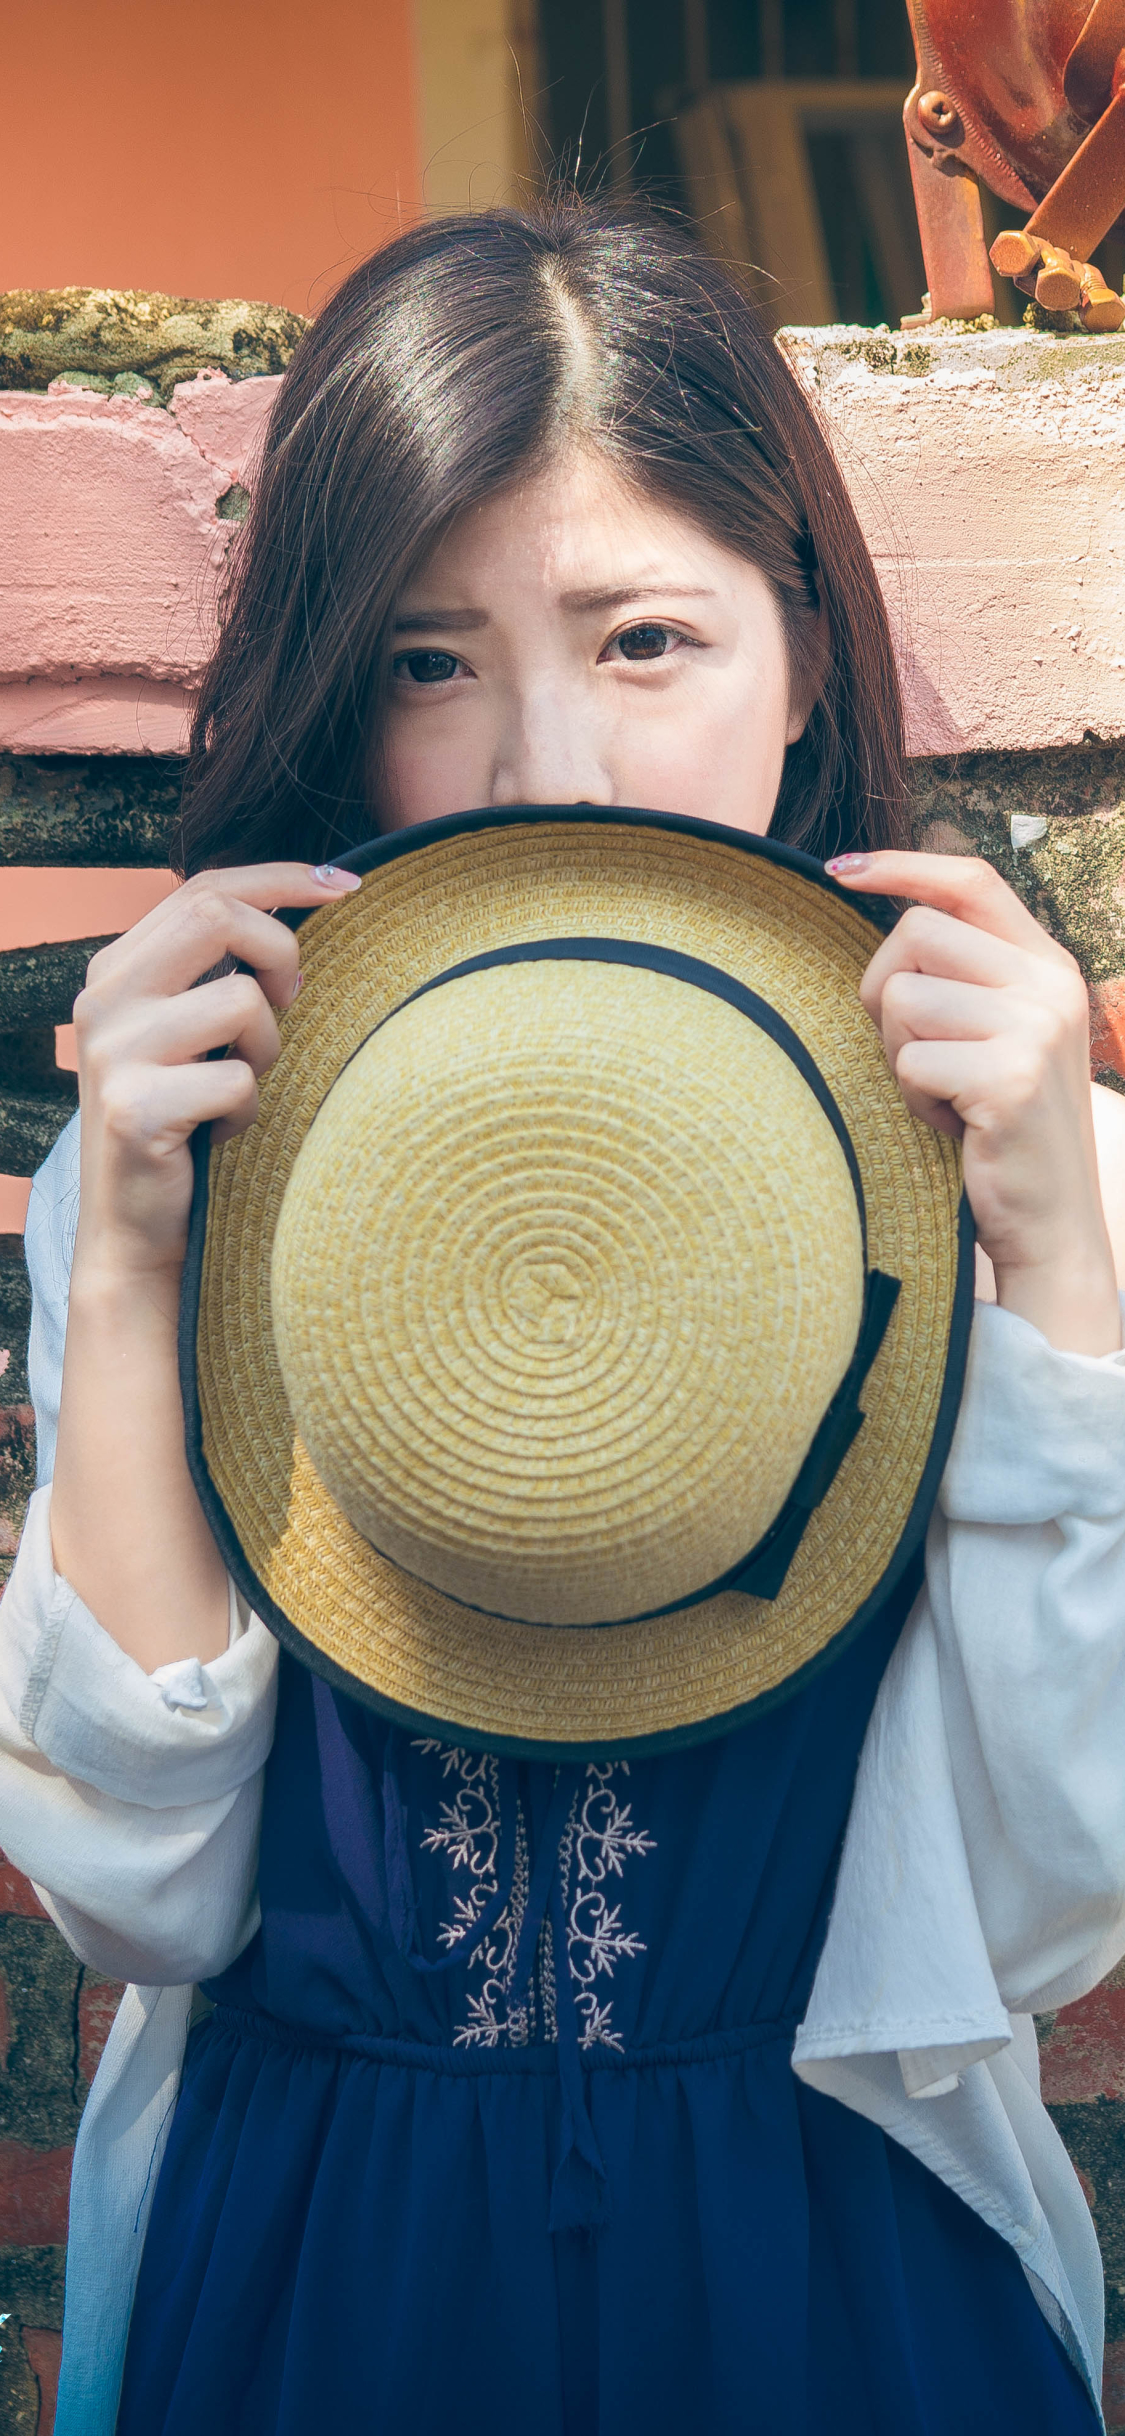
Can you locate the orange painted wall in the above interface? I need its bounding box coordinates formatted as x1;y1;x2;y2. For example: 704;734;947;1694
1;0;421;313
1;0;421;1224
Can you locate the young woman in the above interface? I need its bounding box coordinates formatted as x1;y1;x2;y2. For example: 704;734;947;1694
5;200;1125;2436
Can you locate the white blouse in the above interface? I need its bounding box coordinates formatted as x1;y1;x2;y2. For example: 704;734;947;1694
6;1114;1125;2435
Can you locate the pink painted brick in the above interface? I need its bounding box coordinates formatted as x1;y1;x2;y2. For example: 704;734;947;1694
0;389;227;682
0;373;276;753
0;329;1122;760
783;326;1125;754
170;369;281;487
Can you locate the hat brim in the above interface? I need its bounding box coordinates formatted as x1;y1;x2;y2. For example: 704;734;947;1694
180;809;974;1759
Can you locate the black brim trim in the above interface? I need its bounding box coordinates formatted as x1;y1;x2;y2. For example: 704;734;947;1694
276;803;901;937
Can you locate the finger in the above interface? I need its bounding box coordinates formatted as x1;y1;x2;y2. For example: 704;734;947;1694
892;1033;1044;1129
83;862;361;1003
83;972;283;1081
860;905;1032;1022
98;1056;260;1149
827;850;1069;960
878;971;1064;1048
86;895;301;1011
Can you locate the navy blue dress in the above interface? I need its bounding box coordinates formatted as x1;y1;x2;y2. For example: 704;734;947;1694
118;1570;1097;2435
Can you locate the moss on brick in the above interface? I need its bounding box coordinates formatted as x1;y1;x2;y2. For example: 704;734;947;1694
910;745;1125;1095
0;1924;83;2150
0;1242;29;1410
0;2316;44;2434
0;2248;64;2333
0;1411;34;1592
910;744;1125;979
1049;2099;1125;2342
0;287;309;406
0;756;178;868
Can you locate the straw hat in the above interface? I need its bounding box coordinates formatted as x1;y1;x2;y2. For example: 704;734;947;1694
181;808;973;1759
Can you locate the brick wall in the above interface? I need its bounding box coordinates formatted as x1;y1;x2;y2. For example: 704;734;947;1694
1039;1966;1125;2423
0;1858;120;2436
0;761;158;2432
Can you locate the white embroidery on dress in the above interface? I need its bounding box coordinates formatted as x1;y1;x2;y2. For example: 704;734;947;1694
410;1742;654;2049
562;1766;656;2050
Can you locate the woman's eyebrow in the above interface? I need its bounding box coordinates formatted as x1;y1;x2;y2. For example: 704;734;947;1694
394;608;489;632
560;584;717;612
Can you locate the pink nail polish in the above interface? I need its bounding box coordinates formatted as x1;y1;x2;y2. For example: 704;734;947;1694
291;971;304;1001
312;864;362;890
825;853;872;876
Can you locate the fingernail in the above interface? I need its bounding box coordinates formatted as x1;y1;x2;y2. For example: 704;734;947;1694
825;853;872;876
312;863;362;890
290;971;304;1003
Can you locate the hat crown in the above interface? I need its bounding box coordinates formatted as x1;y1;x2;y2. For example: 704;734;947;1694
271;949;864;1628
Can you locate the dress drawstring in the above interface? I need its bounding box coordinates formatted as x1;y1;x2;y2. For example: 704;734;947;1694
544;1862;611;2234
382;1738;611;2233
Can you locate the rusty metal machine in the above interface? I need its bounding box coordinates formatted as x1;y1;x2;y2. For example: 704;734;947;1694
904;0;1125;326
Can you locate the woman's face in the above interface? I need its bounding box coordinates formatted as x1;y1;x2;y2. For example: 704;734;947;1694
379;452;809;836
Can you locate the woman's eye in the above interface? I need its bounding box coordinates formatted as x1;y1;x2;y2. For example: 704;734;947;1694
607;623;676;663
393;649;462;685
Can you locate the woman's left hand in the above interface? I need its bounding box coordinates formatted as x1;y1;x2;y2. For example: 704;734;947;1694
826;849;1122;1356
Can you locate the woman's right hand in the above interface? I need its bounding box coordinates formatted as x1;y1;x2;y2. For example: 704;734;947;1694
48;860;361;1669
71;861;361;1286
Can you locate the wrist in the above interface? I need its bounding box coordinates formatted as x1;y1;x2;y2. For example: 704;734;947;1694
67;1245;184;1332
992;1243;1122;1357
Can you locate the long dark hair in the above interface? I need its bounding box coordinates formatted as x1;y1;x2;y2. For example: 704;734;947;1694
175;200;909;875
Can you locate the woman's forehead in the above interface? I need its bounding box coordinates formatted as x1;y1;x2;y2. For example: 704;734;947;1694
394;454;770;613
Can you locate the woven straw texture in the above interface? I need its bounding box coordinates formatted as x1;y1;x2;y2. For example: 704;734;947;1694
196;820;963;1750
271;958;864;1625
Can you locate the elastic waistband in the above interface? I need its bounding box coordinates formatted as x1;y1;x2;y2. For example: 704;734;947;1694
204;2003;800;2078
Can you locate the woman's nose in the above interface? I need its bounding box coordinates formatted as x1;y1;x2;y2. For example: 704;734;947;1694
489;685;615;807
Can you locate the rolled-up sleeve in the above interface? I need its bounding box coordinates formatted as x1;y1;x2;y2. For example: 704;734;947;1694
931;1296;1125;2011
0;1485;278;1982
796;1295;1125;2097
0;1114;279;1985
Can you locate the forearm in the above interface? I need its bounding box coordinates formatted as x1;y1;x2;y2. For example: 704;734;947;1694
50;1263;230;1670
994;1235;1123;1357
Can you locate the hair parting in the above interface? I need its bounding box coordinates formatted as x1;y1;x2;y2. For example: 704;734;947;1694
175;198;910;876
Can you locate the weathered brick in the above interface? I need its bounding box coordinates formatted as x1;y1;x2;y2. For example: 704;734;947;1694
0;2251;66;2435
0;1238;30;1410
0;2149;70;2249
0;1870;47;1926
0;1409;34;1592
0;1972;13;2078
1048;2098;1125;2342
0;1920;83;2150
1039;1963;1125;2103
0;754;177;868
20;2325;60;2433
76;1974;121;2094
0;2247;64;2331
1106;2336;1125;2433
0;2309;42;2433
